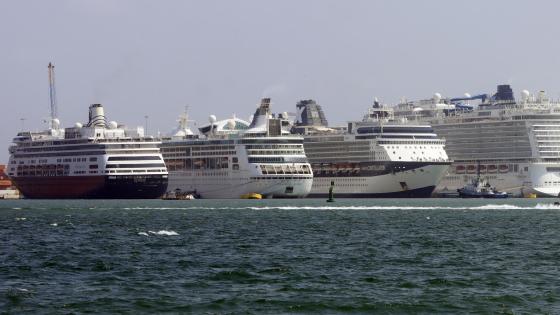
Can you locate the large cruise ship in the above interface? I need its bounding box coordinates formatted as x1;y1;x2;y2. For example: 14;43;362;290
393;85;560;197
7;104;168;198
292;99;450;197
160;98;313;198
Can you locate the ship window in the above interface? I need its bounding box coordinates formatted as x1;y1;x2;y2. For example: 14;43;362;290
108;156;162;161
233;164;239;170
90;157;97;162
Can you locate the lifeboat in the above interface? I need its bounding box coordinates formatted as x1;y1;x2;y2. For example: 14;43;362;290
0;180;11;190
455;165;466;174
466;165;477;174
487;165;497;173
477;165;486;174
498;165;509;173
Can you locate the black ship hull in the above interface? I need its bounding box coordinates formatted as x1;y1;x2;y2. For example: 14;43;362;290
307;185;437;198
12;175;168;199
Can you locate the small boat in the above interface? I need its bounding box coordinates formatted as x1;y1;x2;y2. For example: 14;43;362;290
0;188;21;200
466;165;476;174
457;177;508;198
487;165;497;173
162;189;197;200
240;193;262;199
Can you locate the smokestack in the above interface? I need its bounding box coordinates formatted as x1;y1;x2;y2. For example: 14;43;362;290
88;104;107;127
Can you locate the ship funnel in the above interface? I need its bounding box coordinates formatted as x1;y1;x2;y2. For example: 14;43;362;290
261;97;271;108
248;98;272;129
88;104;107;127
294;99;328;127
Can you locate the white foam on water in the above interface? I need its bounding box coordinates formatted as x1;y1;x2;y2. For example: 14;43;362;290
469;204;529;210
50;223;58;227
148;230;179;236
12;208;21;210
535;203;560;210
124;207;217;210
15;217;26;221
246;206;459;211
122;204;560;211
138;232;149;236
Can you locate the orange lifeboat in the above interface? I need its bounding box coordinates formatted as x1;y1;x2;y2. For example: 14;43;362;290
466;165;476;174
487;165;497;173
498;165;509;173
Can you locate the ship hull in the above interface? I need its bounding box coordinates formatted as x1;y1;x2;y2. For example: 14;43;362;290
167;172;313;199
437;162;560;197
308;163;449;198
11;175;168;199
308;185;436;198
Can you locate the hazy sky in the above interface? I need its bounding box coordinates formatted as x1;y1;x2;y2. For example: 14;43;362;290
1;0;559;162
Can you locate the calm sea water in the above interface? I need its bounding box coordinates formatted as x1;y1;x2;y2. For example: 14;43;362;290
1;198;560;314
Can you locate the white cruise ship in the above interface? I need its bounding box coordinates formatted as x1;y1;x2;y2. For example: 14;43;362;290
393;85;560;197
160;98;313;199
7;104;168;199
292;99;450;197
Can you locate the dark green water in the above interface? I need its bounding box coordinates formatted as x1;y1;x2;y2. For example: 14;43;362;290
1;199;560;314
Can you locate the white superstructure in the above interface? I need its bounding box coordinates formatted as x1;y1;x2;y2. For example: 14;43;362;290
293;99;450;197
394;85;560;197
160;99;313;198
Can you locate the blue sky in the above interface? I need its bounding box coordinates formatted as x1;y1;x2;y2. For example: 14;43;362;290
1;0;559;162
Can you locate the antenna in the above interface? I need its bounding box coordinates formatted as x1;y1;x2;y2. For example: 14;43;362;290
48;63;58;124
144;115;149;136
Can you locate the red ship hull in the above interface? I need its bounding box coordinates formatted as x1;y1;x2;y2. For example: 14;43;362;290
11;175;168;199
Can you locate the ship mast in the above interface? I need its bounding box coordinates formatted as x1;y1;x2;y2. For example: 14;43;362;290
48;62;58;128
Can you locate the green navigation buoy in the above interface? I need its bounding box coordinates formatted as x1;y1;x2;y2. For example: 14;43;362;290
327;180;335;202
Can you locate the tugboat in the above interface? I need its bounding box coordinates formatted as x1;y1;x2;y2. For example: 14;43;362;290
457;177;508;198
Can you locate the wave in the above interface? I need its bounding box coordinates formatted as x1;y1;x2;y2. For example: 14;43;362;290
535;203;560;210
469;204;528;210
148;230;179;236
124;207;218;210
124;204;560;211
15;217;26;221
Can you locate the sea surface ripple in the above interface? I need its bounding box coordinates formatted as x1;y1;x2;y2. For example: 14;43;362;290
1;198;560;314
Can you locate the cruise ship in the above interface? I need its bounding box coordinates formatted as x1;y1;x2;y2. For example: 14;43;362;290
393;84;560;197
292;99;450;197
160;98;313;198
7;104;168;199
